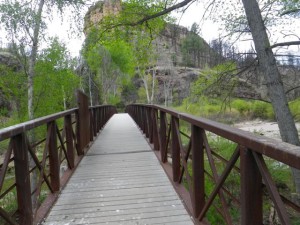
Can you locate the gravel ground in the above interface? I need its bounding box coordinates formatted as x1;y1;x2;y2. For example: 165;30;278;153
234;120;300;140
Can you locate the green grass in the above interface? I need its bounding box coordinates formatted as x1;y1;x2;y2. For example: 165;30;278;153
174;97;285;123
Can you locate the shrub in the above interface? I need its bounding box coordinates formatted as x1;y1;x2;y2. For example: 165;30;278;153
289;98;300;121
231;99;250;115
252;101;274;120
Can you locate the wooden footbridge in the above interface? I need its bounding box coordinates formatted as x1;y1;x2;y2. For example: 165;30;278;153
1;91;300;225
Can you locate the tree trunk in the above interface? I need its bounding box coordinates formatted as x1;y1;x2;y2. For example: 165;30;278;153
142;76;150;103
28;0;45;120
89;73;93;106
28;0;45;210
150;68;156;104
241;0;300;193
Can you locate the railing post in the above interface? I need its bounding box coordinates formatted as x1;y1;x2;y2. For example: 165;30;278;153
144;108;149;138
191;125;205;218
12;133;33;225
76;90;90;154
171;116;180;182
152;108;159;150
240;146;262;225
160;111;167;163
65;115;74;169
48;121;60;192
148;108;154;143
89;109;94;141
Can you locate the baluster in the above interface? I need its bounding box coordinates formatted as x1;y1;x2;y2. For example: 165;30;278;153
171;116;180;182
149;108;154;143
191;125;205;218
152;108;159;150
65;115;74;169
12;133;33;225
89;109;94;141
159;111;167;163
48;121;60;192
240;146;262;225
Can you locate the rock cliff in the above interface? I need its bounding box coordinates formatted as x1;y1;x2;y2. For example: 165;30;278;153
83;0;300;104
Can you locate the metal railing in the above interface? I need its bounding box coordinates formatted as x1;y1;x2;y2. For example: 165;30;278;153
0;91;117;225
126;104;300;225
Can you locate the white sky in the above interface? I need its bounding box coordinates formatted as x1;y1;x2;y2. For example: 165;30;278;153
1;0;299;57
47;1;222;57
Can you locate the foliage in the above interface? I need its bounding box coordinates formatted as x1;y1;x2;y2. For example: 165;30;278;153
0;64;27;119
289;98;300;121
34;38;79;117
191;61;238;98
175;97;222;118
281;0;300;16
82;0;170;105
0;39;79;128
181;23;205;67
175;97;279;122
231;99;251;115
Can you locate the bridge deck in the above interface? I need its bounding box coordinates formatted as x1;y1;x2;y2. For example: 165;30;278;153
43;113;194;225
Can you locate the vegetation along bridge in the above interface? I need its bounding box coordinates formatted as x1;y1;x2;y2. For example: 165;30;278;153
1;91;300;225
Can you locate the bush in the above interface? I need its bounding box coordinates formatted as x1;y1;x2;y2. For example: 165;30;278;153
252;101;274;120
231;99;250;115
289;98;300;121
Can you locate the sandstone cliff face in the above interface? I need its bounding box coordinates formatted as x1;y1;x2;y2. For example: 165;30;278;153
83;0;213;69
84;0;121;34
83;1;300;104
83;1;215;104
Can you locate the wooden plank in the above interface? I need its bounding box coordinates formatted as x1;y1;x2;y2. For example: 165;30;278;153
43;113;194;225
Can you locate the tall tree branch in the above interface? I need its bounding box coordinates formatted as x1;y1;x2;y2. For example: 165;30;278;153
270;41;300;49
128;0;195;26
281;8;300;16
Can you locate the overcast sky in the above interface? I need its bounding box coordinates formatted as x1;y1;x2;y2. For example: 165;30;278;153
48;0;299;58
47;1;221;57
1;0;299;57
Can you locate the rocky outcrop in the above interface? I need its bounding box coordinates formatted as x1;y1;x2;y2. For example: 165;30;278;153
83;1;216;104
0;51;21;114
0;51;21;71
83;1;300;105
84;0;121;34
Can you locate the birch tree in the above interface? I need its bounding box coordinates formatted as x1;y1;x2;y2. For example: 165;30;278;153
0;0;84;120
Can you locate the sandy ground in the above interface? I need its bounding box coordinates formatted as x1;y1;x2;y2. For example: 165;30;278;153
234;120;300;140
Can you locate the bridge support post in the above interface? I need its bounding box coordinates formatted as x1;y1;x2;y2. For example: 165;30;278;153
159;111;167;163
240;146;262;225
191;125;205;218
48;121;60;192
171;116;180;182
152;109;159;150
12;133;33;225
76;90;90;155
65;115;75;169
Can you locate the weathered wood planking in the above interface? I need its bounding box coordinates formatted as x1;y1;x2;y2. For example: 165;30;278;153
43;113;194;225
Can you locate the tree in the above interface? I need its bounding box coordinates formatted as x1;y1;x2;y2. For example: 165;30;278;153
34;38;79;116
0;0;84;121
83;29;136;104
241;0;300;194
281;0;300;16
181;22;205;67
83;0;167;104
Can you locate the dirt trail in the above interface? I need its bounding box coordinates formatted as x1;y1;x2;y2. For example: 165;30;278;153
234;120;300;140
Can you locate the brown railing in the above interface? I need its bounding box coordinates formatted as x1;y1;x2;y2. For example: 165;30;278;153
0;91;117;225
126;104;300;225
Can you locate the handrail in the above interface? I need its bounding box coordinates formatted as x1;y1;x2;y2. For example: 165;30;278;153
0;109;77;142
0;91;117;225
126;103;300;225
